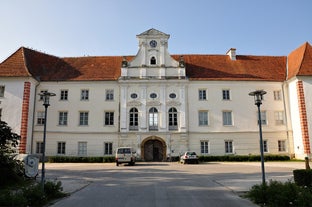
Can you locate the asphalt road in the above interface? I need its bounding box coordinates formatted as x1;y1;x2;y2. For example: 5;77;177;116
45;162;304;207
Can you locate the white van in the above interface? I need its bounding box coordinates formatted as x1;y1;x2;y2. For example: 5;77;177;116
115;147;136;166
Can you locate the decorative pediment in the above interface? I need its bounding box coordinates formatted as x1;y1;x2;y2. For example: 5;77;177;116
166;100;181;106
146;101;161;106
127;100;142;107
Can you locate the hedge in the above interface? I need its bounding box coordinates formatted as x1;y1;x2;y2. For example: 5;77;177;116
293;169;312;187
198;155;290;162
48;156;115;163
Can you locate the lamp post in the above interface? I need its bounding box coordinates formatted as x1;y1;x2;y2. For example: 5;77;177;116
38;91;56;190
249;90;267;185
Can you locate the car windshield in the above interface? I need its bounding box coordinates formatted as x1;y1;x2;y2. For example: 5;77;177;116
118;148;131;154
186;152;196;156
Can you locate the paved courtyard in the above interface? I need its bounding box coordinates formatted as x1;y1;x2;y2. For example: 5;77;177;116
44;162;305;207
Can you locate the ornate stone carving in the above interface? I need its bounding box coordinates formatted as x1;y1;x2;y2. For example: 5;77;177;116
146;101;161;106
127;100;142;107
166;100;181;106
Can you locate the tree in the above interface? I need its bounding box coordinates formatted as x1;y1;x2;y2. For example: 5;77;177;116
0;121;23;186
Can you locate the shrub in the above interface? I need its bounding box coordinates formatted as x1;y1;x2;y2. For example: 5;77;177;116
293;169;312;187
198;155;290;162
246;180;312;207
48;156;115;163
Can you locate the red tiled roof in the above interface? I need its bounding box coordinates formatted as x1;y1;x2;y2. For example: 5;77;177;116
287;42;312;79
0;46;293;82
173;54;286;81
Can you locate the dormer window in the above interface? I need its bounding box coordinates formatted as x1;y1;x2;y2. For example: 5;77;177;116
150;56;156;65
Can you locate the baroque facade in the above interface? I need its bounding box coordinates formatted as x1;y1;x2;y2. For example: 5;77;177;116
1;28;312;160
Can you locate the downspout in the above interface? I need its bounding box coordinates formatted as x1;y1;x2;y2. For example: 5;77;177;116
30;79;40;154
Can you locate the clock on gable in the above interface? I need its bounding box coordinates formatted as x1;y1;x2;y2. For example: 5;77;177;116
149;40;157;48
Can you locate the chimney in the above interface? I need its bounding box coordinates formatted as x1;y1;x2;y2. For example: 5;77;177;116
226;48;236;60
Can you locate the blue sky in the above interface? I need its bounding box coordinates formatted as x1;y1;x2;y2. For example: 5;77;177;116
0;0;311;62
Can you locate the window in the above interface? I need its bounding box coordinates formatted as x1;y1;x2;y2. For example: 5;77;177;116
37;111;45;125
149;107;158;131
222;89;230;100
222;111;233;126
274;90;282;100
81;89;89;100
263;140;268;153
78;142;87;156
150;56;156;65
104;142;113;155
274;111;285;125
105;112;114;126
36;142;44;153
131;93;138;99
199;89;207;100
225;140;233;153
59;112;68;126
57;142;66;154
0;86;5;97
129;108;138;131
150;93;157;99
278;140;286;152
39;90;47;101
79;112;89;126
60;90;68;101
168;107;178;131
260;111;267;125
169;93;176;99
198;111;208;126
106;89;114;101
201;141;209;154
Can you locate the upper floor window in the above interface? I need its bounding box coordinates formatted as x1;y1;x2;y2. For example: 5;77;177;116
222;111;233;126
198;111;208;126
39;90;48;101
59;111;68;126
199;89;207;100
222;89;230;100
274;111;285;125
129;108;138;131
274;90;282;101
150;56;156;65
150;93;157;99
260;111;267;125
168;107;178;131
37;111;45;125
106;89;114;101
79;112;89;126
149;107;158;131
60;90;68;101
0;86;5;97
105;112;114;126
81;89;89;101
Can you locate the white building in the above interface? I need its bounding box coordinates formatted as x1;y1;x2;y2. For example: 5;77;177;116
1;28;312;160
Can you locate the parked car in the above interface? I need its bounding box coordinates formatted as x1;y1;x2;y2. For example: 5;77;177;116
115;147;136;166
180;151;199;164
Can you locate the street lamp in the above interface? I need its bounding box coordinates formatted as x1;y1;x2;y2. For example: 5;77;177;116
38;91;56;190
249;90;267;185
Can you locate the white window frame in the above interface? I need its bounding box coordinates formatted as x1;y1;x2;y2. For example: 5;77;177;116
79;111;89;126
273;90;282;101
81;89;89;101
105;89;114;101
225;140;233;154
59;111;68;126
260;111;267;125
222;111;233;126
104;111;114;126
200;141;209;154
57;142;66;154
274;111;285;125
198;89;207;101
36;141;44;153
222;89;230;100
78;142;87;156
104;142;113;155
37;111;45;125
60;90;68;101
198;111;208;126
278;140;286;152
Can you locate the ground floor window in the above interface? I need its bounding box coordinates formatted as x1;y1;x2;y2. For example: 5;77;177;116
78;142;87;156
57;142;66;154
278;140;286;152
36;142;43;153
225;140;233;154
104;142;113;155
263;140;268;152
200;141;209;154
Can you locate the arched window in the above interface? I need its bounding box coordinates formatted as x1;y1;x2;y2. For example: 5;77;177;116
150;56;156;65
129;108;138;131
168;107;178;131
149;107;158;131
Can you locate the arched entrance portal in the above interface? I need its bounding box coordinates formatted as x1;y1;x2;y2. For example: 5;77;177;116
141;137;166;161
